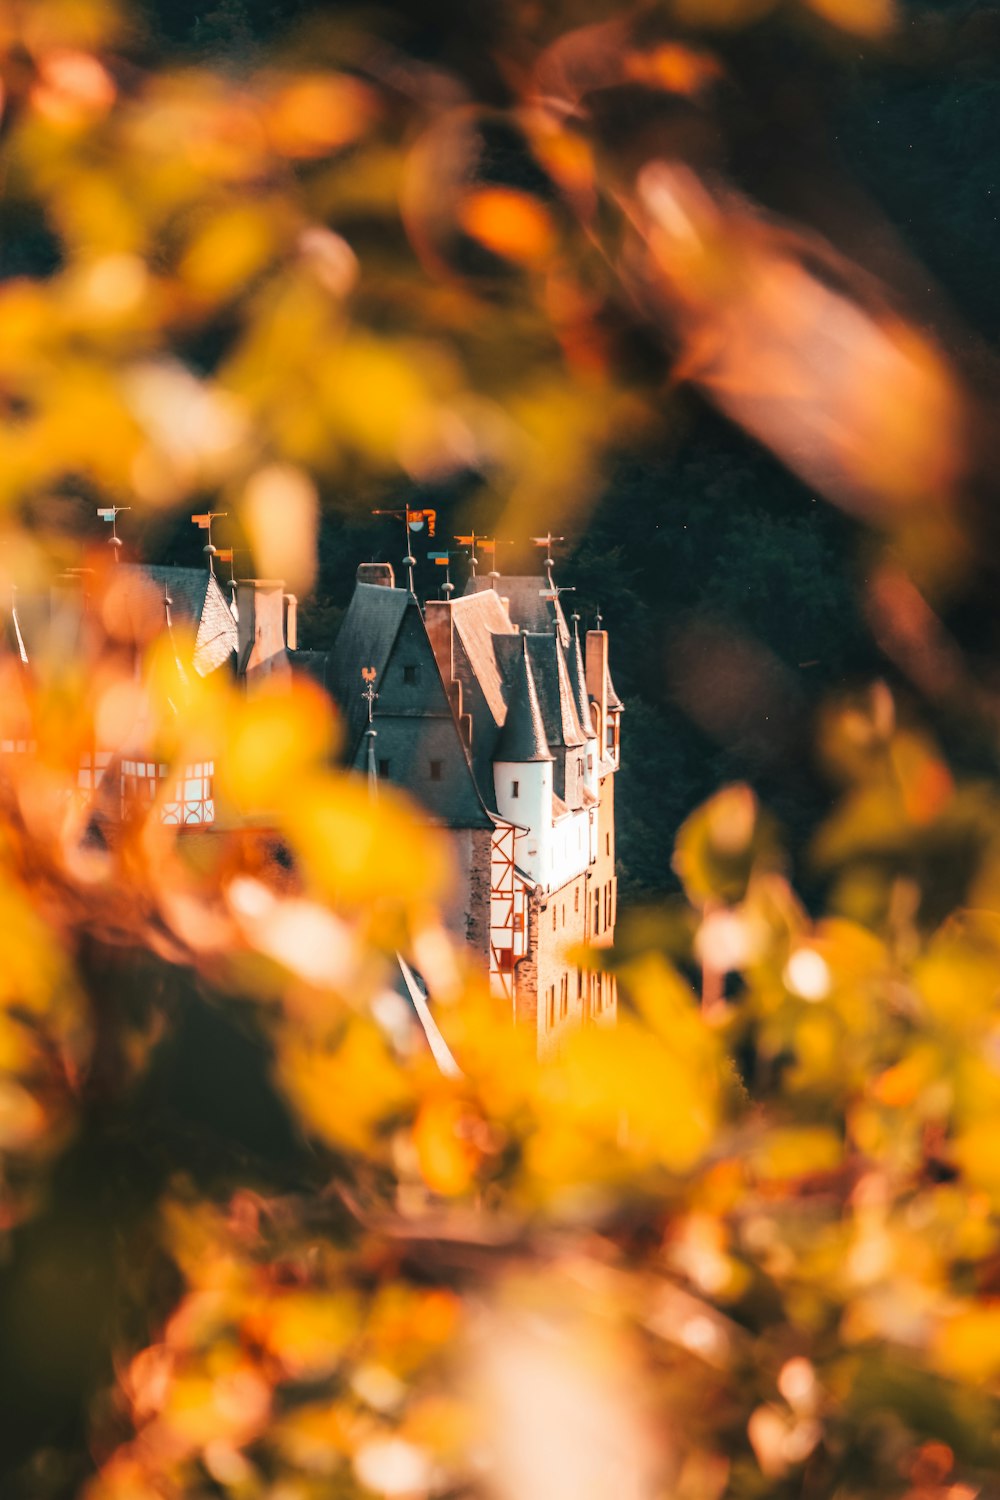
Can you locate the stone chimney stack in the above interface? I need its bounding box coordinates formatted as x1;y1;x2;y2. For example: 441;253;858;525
356;562;395;589
237;579;287;675
424;600;453;683
585;629;608;747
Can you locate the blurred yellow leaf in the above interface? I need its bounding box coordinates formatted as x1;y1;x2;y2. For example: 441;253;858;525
413;1094;480;1196
279;1020;411;1153
751;1126;842;1183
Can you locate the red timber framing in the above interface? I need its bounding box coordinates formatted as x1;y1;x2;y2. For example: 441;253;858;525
489;821;527;1001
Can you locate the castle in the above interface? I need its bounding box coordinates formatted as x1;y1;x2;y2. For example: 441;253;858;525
4;545;622;1054
300;556;623;1053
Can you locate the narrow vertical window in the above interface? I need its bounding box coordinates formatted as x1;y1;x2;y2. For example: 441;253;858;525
378;758;390;778
403;664;418;685
429;759;442;781
511;779;519;798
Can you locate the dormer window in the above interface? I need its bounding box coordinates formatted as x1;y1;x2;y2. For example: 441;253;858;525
429;759;442;781
403;664;419;685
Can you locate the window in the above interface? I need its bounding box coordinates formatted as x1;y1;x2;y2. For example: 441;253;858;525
577;758;584;777
429;760;442;781
560;974;568;1018
606;833;610;856
378;758;390;778
561;904;565;928
577;968;583;998
122;759;215;826
574;887;579;913
403;664;418;685
594;894;600;933
547;987;555;1029
512;779;519;799
552;907;557;932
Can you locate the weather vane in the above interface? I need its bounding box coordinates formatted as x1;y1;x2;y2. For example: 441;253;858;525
372;503;437;595
97;505;130;560
361;665;378;722
428;549;455;597
191;511;228;576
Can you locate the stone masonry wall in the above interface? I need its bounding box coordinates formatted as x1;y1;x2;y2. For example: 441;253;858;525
516;868;591;1055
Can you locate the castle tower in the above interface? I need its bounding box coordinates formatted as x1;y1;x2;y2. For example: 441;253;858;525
493;633;554;890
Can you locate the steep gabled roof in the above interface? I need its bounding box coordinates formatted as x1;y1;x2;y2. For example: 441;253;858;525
466;575;570;646
450;588;516;728
121;566;238;676
606;658;624;712
567;617;597;740
523;631;586;750
333;580;494;830
330;582;410;753
494;635;552;763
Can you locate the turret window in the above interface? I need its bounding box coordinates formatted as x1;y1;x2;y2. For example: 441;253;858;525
511;779;519;799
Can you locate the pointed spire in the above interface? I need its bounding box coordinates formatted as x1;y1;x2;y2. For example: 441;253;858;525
495;633;552;763
163;582;189;683
568;613;596;739
7;585;27;666
364;727;379;800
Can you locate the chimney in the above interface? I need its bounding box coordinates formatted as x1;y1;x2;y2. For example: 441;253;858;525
356;562;395;588
237;579;287;675
283;593;298;651
424;599;454;684
585;630;608;747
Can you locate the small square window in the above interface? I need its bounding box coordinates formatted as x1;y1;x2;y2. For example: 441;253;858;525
429;760;442;782
378;758;390;778
403;664;418;685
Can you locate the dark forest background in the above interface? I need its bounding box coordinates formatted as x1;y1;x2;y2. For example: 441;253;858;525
83;0;1000;902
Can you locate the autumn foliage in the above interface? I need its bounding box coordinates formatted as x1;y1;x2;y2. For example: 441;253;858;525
0;1;998;1497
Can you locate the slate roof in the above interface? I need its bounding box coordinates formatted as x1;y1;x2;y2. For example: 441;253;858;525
329;583;410;755
121;566;238;676
292;649;334;695
522;632;586;750
567;618;597;741
466;575;570;645
494;635;552;763
332;581;494;830
450;589;516;728
606;658;624;711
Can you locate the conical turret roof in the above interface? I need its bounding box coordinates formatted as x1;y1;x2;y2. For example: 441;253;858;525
568;615;596;740
495;634;552;763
